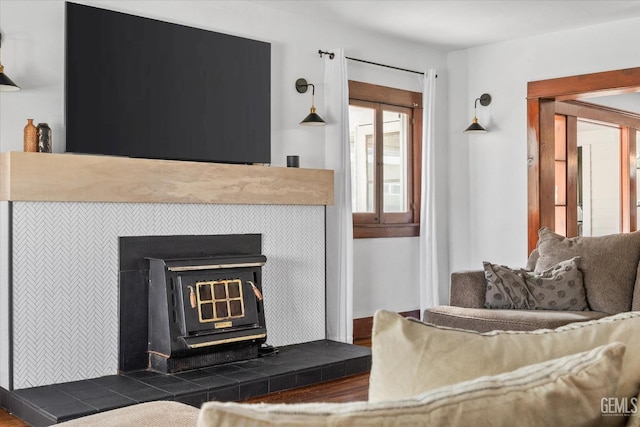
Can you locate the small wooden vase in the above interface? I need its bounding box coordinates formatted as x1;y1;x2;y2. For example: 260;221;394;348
24;119;38;152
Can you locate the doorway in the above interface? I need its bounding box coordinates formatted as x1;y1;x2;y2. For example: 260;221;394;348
527;67;640;253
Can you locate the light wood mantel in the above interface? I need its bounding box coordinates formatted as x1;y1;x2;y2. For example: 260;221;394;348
0;152;334;205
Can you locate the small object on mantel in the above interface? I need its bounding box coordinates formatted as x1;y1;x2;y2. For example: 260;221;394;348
37;123;52;153
287;155;300;168
23;119;38;152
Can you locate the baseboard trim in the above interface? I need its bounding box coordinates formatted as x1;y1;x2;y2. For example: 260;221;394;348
353;310;421;340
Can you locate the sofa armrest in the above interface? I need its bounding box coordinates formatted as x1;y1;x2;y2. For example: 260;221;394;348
450;270;486;308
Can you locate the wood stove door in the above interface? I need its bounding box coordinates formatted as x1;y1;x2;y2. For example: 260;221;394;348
177;270;262;335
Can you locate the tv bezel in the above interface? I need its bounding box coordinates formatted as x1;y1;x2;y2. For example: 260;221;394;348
65;2;271;165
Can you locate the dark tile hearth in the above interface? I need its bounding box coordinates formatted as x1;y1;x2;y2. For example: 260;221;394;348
2;340;371;426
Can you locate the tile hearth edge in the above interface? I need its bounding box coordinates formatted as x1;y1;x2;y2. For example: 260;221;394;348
2;340;371;426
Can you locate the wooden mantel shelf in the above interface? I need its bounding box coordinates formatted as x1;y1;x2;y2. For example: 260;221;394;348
0;152;334;206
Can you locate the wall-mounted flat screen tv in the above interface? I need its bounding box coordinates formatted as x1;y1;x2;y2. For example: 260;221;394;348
65;2;271;164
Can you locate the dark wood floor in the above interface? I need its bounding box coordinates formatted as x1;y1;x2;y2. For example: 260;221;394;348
244;371;369;404
0;409;29;427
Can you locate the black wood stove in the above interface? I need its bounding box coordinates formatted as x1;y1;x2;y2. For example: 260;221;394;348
147;254;267;373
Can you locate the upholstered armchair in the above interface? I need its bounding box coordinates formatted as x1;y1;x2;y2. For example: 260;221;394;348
424;228;640;332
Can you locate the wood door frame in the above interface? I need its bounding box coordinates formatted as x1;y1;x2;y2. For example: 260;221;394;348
527;67;640;253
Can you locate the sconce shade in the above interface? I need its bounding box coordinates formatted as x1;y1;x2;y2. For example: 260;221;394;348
0;70;20;91
463;93;491;133
300;107;326;126
296;77;326;126
464;117;487;133
0;33;20;91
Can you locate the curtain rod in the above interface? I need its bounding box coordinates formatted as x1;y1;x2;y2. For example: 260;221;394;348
318;50;436;77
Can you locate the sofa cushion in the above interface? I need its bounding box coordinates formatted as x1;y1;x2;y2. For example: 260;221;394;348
534;227;640;314
198;343;625;427
423;305;606;332
525;248;540;271
369;310;640;404
484;257;587;310
449;270;486;308
55;401;199;427
634;262;640;311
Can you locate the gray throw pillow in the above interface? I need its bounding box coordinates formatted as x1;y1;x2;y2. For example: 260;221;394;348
535;227;640;314
484;257;588;311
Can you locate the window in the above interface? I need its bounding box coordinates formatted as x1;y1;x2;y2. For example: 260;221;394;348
348;81;422;238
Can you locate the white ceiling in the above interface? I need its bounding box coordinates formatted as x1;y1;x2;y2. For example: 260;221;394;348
253;0;640;113
253;0;640;51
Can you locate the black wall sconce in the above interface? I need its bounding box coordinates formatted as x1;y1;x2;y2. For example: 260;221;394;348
0;32;20;91
296;78;326;126
464;93;491;133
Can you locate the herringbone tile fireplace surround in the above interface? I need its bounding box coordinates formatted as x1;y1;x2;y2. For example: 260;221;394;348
1;202;326;390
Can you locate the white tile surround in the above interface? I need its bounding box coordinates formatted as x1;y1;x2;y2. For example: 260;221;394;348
1;202;326;389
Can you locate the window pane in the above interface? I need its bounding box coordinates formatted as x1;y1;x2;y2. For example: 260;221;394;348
349;105;375;213
554;115;567;161
382;110;408;213
637;130;640;223
555;206;567;236
555;160;566;206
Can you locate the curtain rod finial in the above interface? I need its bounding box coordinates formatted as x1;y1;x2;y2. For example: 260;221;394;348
318;50;335;59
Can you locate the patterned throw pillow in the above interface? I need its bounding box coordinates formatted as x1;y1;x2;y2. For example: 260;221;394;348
483;257;588;310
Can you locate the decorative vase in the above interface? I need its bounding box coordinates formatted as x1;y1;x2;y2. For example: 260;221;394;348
37;123;52;153
23;119;38;152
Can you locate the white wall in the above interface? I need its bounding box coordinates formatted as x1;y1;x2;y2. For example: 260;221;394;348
448;17;640;274
446;50;471;287
353;237;419;318
578;123;621;236
0;1;449;321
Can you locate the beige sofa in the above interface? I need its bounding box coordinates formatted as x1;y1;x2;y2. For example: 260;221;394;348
56;310;640;426
424;228;640;332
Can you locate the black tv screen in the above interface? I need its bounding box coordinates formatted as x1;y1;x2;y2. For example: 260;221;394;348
65;2;271;164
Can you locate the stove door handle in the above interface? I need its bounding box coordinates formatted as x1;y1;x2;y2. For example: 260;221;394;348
187;286;197;308
248;281;263;301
